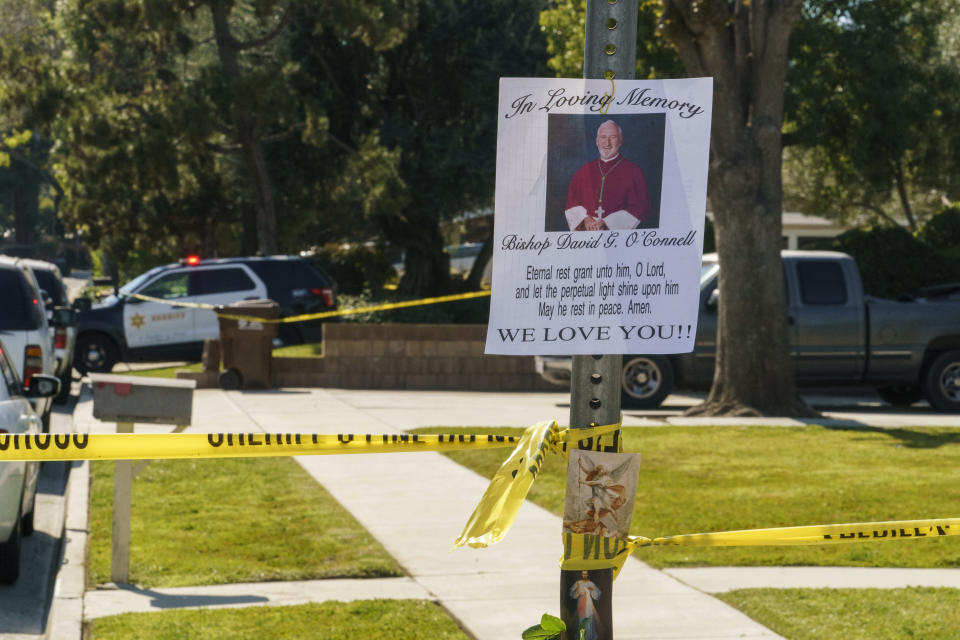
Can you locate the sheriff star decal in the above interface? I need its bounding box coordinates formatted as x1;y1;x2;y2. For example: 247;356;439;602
130;313;145;329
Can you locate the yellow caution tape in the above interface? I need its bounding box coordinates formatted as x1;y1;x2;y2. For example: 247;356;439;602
561;518;960;579
561;533;650;579
454;421;622;549
0;431;521;462
0;421;619;464
651;518;960;548
129;290;492;324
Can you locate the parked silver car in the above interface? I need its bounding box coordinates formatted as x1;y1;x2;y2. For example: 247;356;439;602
0;342;60;584
18;259;78;403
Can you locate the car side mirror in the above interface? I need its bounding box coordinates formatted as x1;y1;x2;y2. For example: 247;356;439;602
26;374;60;399
72;298;92;313
52;306;78;327
706;289;719;310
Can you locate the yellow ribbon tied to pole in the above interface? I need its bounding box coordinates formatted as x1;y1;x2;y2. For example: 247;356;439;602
453;420;622;549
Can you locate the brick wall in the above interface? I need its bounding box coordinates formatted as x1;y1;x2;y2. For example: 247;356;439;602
182;323;558;391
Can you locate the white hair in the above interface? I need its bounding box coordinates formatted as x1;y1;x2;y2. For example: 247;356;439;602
597;120;622;137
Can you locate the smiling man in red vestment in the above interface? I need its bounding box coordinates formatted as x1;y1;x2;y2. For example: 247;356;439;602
564;120;652;231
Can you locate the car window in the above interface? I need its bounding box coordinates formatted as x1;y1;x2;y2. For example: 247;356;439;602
33;269;68;307
797;261;848;305
119;265;167;296
0;345;21;398
0;269;40;330
245;260;329;305
138;272;189;299
189;268;256;296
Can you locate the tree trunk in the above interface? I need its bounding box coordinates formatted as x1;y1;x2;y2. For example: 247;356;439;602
209;0;278;256
661;0;814;417
398;225;451;297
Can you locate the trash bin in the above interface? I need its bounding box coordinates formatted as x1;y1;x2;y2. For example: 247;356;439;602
216;299;279;390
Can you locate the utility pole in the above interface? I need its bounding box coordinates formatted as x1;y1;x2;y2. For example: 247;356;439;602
560;2;638;638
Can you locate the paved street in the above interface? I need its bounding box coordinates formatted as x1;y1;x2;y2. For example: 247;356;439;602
5;383;960;639
0;399;75;640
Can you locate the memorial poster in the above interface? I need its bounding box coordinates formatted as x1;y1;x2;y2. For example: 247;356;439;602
485;78;713;355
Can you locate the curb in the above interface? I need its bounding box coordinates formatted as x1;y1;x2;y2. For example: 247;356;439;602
45;385;91;640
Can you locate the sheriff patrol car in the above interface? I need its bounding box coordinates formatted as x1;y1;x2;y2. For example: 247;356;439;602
74;256;336;373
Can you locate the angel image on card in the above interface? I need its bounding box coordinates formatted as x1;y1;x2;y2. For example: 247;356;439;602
562;450;640;538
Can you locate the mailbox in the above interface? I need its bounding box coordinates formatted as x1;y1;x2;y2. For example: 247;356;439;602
90;374;196;425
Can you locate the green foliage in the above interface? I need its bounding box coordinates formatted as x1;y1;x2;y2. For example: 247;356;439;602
433;424;960;569
916;205;960;259
786;0;960;227
337;281;490;325
90;600;470;640
311;244;397;296
89;457;402;587
521;613;566;640
539;0;683;79
829;225;960;298
720;587;960;640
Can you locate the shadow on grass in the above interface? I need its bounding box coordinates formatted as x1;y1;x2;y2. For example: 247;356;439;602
822;423;960;449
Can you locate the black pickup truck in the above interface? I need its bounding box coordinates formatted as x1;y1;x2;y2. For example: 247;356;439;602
536;251;960;412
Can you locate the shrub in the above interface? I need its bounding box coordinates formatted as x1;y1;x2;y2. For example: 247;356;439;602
916;205;960;259
829;225;960;298
312;245;397;296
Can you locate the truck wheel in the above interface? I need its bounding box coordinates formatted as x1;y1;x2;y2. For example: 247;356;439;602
923;350;960;413
877;386;923;407
620;355;674;409
0;507;22;584
74;333;119;374
21;489;36;537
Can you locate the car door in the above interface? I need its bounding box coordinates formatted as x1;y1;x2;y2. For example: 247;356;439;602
187;266;265;342
788;259;865;381
124;270;197;348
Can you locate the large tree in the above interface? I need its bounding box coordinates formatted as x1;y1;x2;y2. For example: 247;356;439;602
374;0;549;295
660;0;806;416
783;0;960;231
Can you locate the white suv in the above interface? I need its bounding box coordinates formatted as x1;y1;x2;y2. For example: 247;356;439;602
0;257;56;430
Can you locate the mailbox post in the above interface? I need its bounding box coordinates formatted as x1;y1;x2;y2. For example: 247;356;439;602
90;374;196;584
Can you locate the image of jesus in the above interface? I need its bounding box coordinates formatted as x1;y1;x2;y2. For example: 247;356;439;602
564;120;652;231
569;570;602;640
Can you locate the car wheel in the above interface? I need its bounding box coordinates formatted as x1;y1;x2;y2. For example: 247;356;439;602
74;333;119;374
876;385;923;407
620;355;674;409
21;490;36;537
0;507;22;584
923;350;960;413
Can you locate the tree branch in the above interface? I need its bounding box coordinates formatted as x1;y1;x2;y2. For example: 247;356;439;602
233;4;295;51
0;143;64;209
114;102;162;127
260;121;304;145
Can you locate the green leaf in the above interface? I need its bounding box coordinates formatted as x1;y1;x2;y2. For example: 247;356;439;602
521;625;557;639
540;613;566;632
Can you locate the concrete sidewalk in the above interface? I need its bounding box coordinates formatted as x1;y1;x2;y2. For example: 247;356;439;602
61;387;960;639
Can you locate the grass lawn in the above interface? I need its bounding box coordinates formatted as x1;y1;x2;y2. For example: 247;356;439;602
120;342;323;379
89;457;402;588
424;425;960;569
88;600;469;640
718;587;960;639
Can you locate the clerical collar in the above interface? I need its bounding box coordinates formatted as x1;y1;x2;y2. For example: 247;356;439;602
599;154;620;164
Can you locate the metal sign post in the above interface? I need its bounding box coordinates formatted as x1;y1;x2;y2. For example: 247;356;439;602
561;2;638;638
